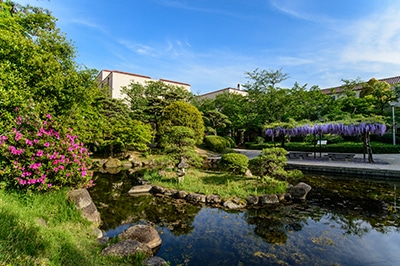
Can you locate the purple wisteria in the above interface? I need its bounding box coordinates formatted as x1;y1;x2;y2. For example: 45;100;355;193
265;122;387;137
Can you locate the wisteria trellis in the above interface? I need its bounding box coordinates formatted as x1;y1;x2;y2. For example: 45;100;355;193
265;122;387;138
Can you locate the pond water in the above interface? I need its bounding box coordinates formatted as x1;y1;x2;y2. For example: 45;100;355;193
90;171;400;266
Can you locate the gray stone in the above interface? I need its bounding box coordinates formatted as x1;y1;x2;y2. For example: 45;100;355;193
101;239;152;257
206;194;222;205
289;182;312;200
246;195;259;205
142;256;168;266
128;185;152;194
175;190;188;199
223;197;247;209
151;186;166;194
186;193;206;204
68;188;101;225
119;224;162;250
259;194;280;205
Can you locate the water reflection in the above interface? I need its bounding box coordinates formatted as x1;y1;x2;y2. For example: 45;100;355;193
90;171;400;265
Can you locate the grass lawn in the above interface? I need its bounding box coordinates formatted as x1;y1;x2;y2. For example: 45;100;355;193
143;168;288;200
0;189;144;266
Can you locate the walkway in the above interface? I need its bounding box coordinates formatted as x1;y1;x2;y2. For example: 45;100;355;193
234;149;400;181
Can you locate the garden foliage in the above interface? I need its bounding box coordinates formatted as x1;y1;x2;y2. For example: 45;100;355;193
0;109;93;191
248;147;302;181
219;153;249;174
204;135;232;153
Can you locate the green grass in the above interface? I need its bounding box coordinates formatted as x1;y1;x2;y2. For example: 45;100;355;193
144;168;288;200
0;189;143;266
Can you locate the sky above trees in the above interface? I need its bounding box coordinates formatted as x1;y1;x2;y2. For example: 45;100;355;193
15;0;400;94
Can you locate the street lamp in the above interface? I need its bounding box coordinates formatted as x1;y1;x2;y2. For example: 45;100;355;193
389;101;399;145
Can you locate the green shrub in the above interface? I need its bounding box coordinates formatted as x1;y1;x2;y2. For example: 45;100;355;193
219;153;249;174
224;136;236;148
204;135;231;153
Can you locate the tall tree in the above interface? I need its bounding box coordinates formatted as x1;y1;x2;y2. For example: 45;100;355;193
122;80;193;142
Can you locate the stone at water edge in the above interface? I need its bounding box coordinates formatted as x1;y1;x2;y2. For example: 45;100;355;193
101;239;152;257
68;188;101;225
142;256;168;266
103;157;122;168
128;184;153;194
118;224;162;250
289;182;312;200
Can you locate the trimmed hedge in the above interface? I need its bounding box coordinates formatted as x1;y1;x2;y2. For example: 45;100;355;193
219;153;249;174
204;135;231;153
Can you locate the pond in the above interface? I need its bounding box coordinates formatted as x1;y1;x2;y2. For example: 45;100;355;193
89;171;400;266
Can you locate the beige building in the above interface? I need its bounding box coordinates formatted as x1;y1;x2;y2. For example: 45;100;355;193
320;75;400;100
96;70;191;100
197;84;248;100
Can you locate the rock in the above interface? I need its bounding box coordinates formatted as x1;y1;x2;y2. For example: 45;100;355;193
151;186;166;194
244;169;253;177
105;166;121;174
93;227;103;238
164;189;178;197
128;185;152;194
186;193;206;204
259;194;279;205
289;182;312;200
206;194;221;205
119;224;162;250
101;239;152;257
123;161;132;168
223;197;247;209
68;188;101;225
175;190;188;199
142;256;168;266
104;158;122;168
246;195;259;205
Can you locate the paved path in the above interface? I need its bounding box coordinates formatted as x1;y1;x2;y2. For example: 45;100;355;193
234;148;400;180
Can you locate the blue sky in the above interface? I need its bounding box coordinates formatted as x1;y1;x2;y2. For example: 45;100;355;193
15;0;400;94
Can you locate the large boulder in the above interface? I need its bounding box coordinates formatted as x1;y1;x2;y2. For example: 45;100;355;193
101;239;152;257
68;189;101;225
119;224;162;250
104;158;122;168
288;182;312;200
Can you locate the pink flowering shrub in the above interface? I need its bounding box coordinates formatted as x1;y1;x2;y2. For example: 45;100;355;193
0;111;94;191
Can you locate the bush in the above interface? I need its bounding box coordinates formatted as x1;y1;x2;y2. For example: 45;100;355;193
224;136;236;148
204;135;231;153
219;153;249;174
248;147;302;181
0;110;93;191
159;101;205;145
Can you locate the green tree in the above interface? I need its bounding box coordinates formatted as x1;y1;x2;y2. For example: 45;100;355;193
360;78;397;114
0;1;104;145
122;80;193;141
159;101;205;145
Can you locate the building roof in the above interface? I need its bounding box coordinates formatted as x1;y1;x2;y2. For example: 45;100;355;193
321;75;400;95
198;87;246;98
99;70;190;86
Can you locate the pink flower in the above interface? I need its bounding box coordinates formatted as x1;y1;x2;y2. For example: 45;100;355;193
14;131;22;141
46;114;52;120
36;150;43;157
29;162;42;170
25;138;33;146
44;142;50;147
